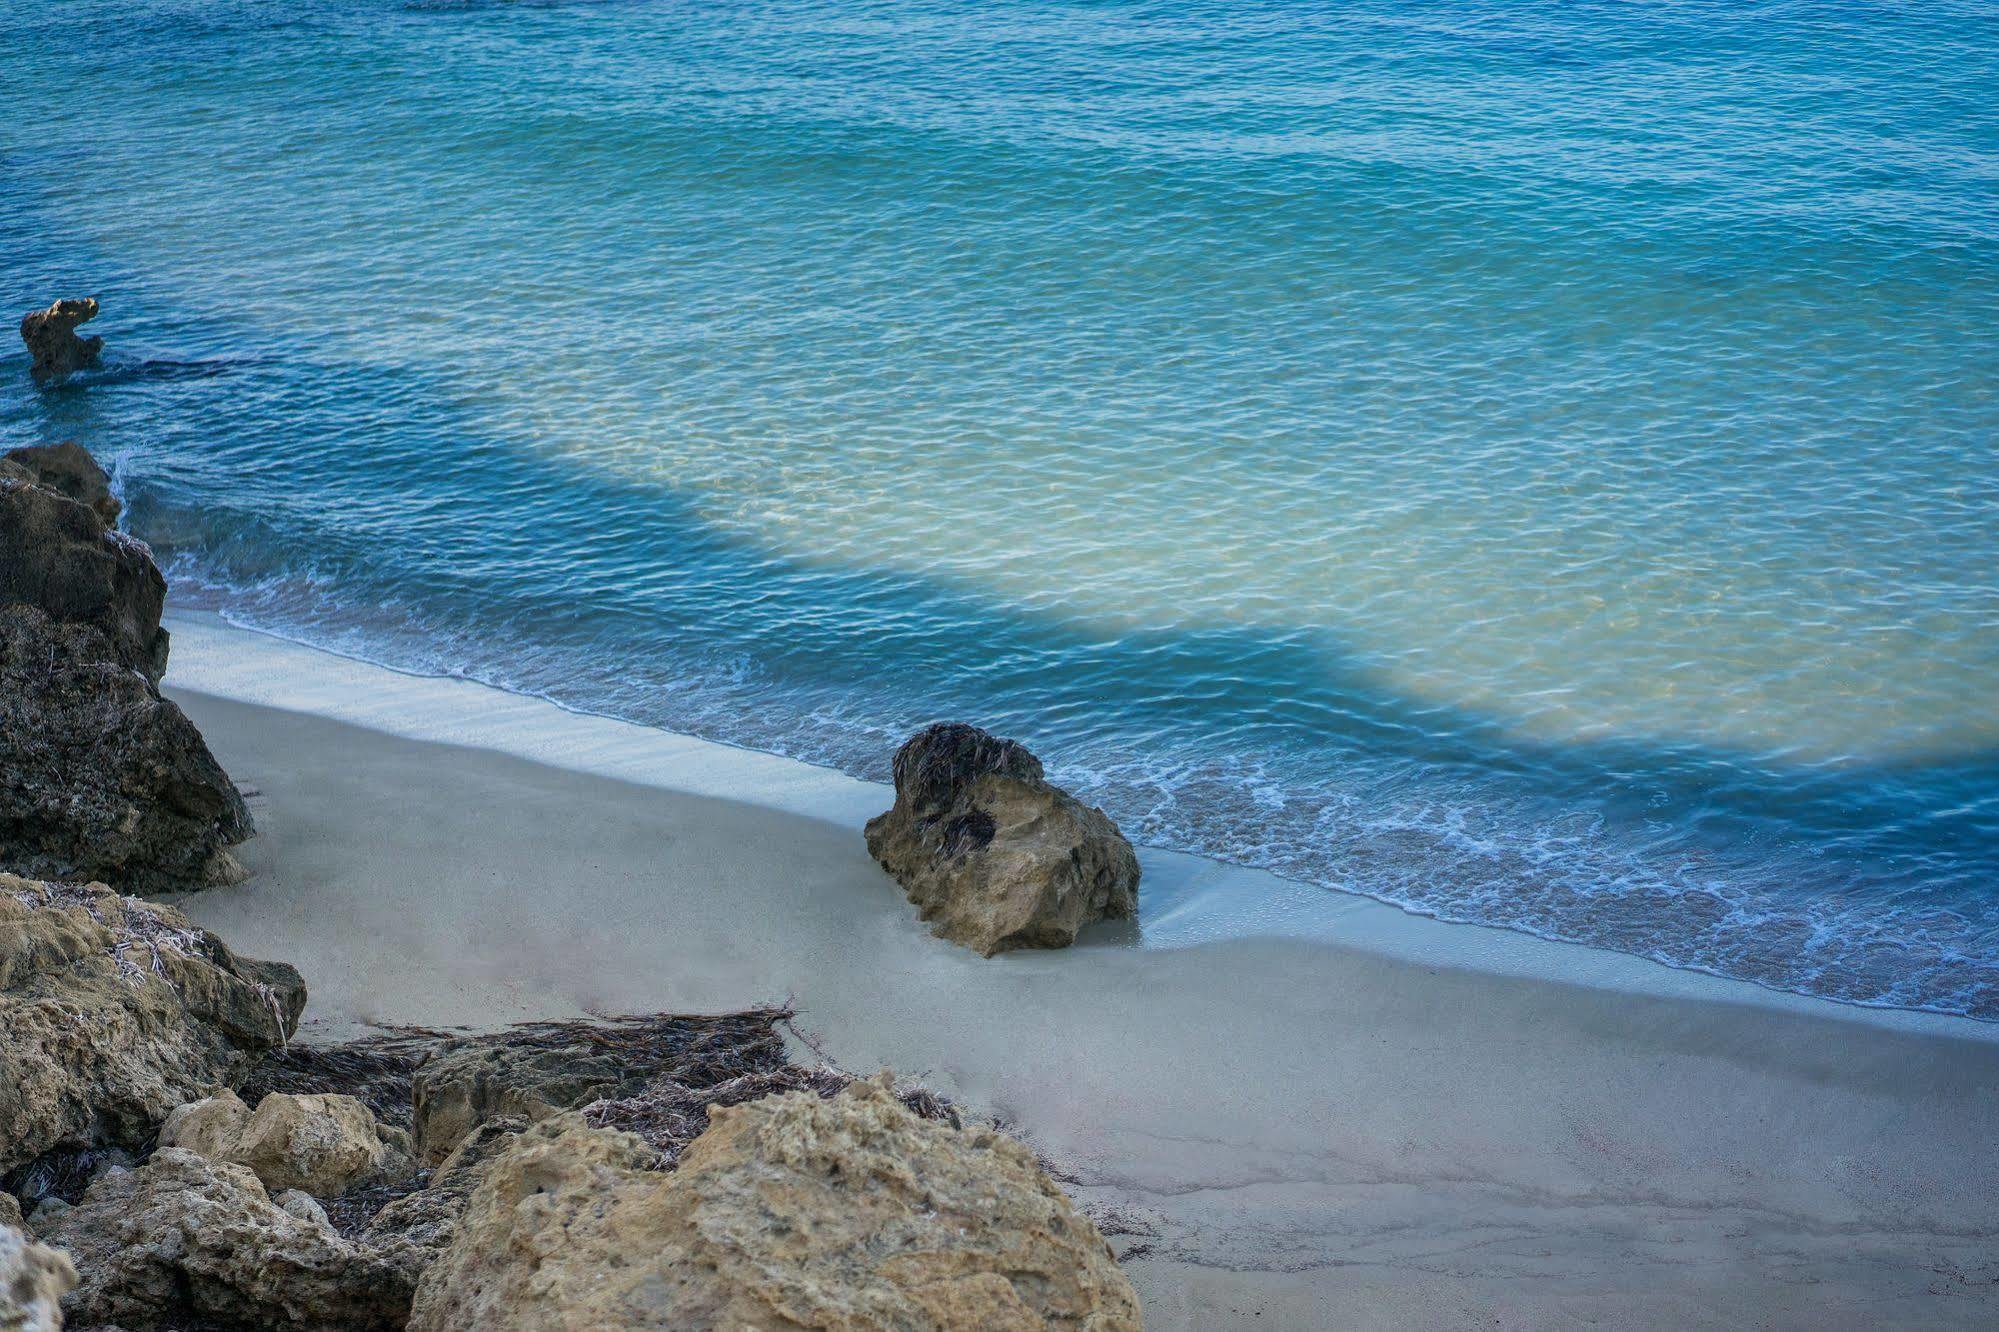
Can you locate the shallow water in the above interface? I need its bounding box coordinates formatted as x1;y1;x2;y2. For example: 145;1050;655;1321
4;0;1997;1014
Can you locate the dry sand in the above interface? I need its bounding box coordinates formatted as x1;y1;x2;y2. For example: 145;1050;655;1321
162;615;1999;1330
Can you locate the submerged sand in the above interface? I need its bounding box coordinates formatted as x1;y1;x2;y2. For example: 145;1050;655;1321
162;616;1999;1330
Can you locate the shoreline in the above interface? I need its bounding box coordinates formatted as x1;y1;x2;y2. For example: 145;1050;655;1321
162;609;1994;1043
158;609;1999;1326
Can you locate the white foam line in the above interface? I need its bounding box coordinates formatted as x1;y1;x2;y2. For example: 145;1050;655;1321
162;608;1998;1042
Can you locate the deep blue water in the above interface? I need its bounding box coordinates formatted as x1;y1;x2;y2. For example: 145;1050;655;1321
4;0;1997;1014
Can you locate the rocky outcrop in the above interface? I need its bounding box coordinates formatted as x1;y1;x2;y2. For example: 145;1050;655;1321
31;1148;412;1332
362;1116;526;1289
0;472;163;680
0;1222;74;1332
160;1089;413;1197
3;443;119;524
0;448;252;891
0;875;305;1177
865;723;1140;956
18;300;102;379
409;1077;1140;1331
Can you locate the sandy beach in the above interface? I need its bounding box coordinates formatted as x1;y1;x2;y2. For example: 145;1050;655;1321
143;614;1999;1330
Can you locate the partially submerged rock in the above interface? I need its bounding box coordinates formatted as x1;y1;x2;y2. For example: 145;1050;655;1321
409;1077;1140;1331
0;875;304;1178
32;1147;411;1332
3;442;119;523
866;722;1140;956
18;299;102;379
0;1222;74;1332
160;1088;412;1198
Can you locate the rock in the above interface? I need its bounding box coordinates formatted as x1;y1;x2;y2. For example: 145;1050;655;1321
32;1148;411;1332
410;1077;1140;1331
161;1089;411;1197
0;875;304;1177
0;606;252;892
865;723;1140;956
0;1222;75;1332
0;472;164;680
0;444;251;891
3;443;119;524
0;1194;19;1229
362;1117;526;1289
409;1012;787;1164
18;300;102;379
276;1189;331;1228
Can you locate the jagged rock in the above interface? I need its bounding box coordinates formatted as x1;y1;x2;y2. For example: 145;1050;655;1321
0;607;251;893
0;1193;20;1229
0;446;251;891
409;1012;786;1163
160;1089;412;1197
276;1189;331;1227
32;1148;411;1332
409;1077;1140;1331
865;723;1140;956
0;473;163;680
0;876;304;1177
18;300;102;379
3;443;119;524
0;1221;75;1332
362;1117;525;1289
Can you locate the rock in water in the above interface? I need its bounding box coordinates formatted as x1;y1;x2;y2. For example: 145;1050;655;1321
865;722;1140;956
31;1148;413;1332
409;1077;1141;1331
0;1222;75;1332
0;448;253;890
160;1088;413;1198
18;300;103;379
3;442;120;524
0;875;305;1177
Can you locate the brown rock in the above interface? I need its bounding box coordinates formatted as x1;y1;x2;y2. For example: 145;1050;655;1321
865;723;1140;956
18;300;102;379
161;1089;411;1198
409;1077;1141;1331
3;443;119;524
0;876;304;1177
0;606;253;892
0;1221;75;1332
32;1147;411;1331
0;475;163;681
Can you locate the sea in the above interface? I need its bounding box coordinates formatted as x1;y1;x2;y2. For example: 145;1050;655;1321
4;0;1996;1016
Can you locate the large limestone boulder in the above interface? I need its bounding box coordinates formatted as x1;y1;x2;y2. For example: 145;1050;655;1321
3;443;119;524
18;300;102;379
0;876;305;1176
160;1088;412;1197
865;723;1140;956
0;1222;74;1332
0;473;164;680
409;1077;1141;1331
31;1148;412;1331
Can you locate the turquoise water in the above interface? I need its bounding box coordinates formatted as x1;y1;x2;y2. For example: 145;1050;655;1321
5;0;1997;1014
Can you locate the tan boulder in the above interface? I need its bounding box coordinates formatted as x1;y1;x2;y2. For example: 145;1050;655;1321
160;1088;411;1198
0;1222;74;1332
18;300;102;379
31;1147;412;1332
0;877;304;1176
865;723;1140;956
410;1077;1140;1331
